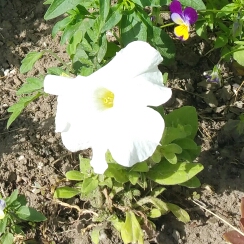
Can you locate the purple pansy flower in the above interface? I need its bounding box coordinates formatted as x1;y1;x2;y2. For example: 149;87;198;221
170;0;198;40
203;65;221;83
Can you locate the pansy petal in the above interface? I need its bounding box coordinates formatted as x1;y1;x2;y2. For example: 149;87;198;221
90;41;163;81
0;210;4;219
169;0;182;15
171;13;185;25
174;25;189;41
183;7;198;25
108;107;164;167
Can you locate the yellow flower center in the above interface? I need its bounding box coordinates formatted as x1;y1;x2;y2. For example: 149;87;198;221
95;87;114;110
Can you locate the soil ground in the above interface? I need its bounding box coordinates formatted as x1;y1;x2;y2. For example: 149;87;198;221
0;0;244;243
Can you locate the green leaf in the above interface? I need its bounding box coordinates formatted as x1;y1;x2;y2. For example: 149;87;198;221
164;106;198;139
173;138;198;150
44;0;81;20
9;195;27;210
137;196;169;214
79;66;94;76
61;21;82;45
151;27;175;65
121;13;147;46
44;0;53;4
99;0;110;22
1;232;14;244
16;77;43;95
7;93;42;129
105;42;121;59
109;182;124;199
195;21;208;39
121;211;144;244
99;177;113;188
20;52;43;74
214;35;228;49
90;226;101;244
130;161;149;172
128;171;139;185
148;208;161;218
105;167;129;183
101;6;123;32
109;215;124;232
67;28;83;56
151;149;161;163
132;0;151;7
0;217;7;234
81;178;99;195
162;126;187;145
86;17;101;42
97;34;108;63
163;151;177;164
47;67;68;75
167;203;190;223
54;186;80;198
233;47;244;66
162;144;182;154
16;206;46;222
179;176;201;188
180;0;206;10
151;186;166;198
12;225;23;235
147;160;204;185
151;0;171;6
5;189;18;206
65;170;84;181
52;15;73;37
79;156;92;175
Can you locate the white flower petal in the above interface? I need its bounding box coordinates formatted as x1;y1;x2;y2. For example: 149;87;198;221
61;125;92;152
112;68;172;109
44;74;95;96
44;75;74;95
90;145;108;174
43;41;172;172
60;110;112;152
108;107;164;167
0;210;4;219
89;41;163;83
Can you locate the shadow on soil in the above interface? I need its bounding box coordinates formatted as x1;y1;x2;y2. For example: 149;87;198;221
0;0;52;71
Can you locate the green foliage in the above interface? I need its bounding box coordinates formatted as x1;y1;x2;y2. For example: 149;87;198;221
0;190;46;243
147;160;203;185
7;0;180;127
20;52;43;74
16;206;47;222
54;186;80;198
52;106;202;243
197;0;244;72
8;1;209;243
180;0;206;10
120;211;144;244
7;92;43;129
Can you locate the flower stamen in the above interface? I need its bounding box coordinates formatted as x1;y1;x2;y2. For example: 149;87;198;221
95;88;114;110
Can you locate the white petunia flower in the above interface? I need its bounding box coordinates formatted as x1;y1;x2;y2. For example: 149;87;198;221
44;41;172;174
0;199;6;219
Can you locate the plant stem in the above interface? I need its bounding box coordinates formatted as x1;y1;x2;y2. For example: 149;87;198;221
43;49;71;71
219;47;244;62
160;22;174;28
